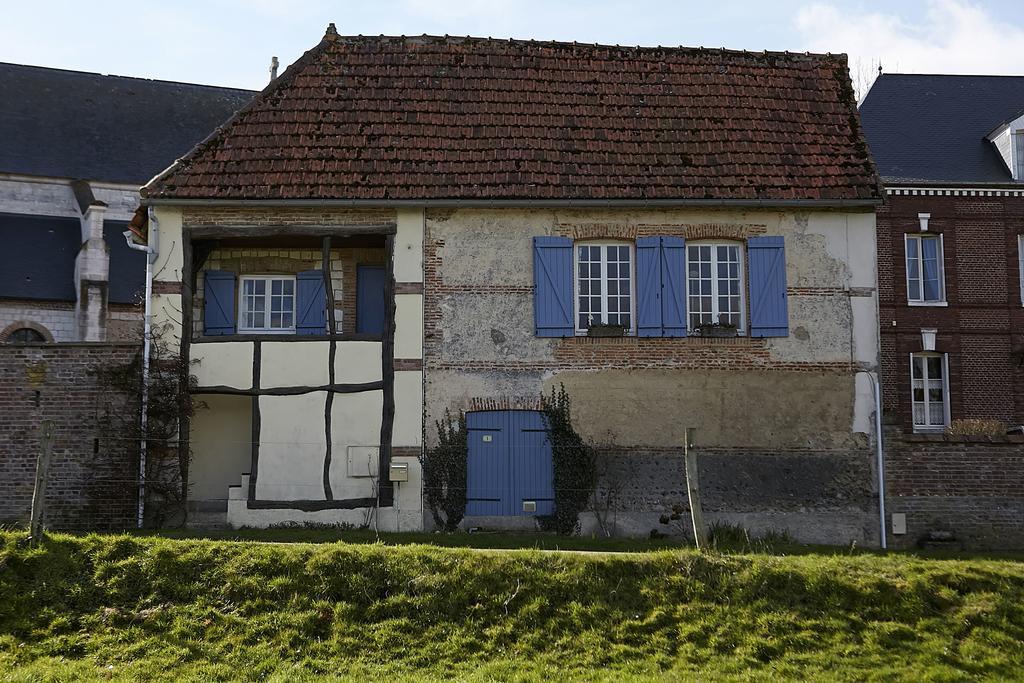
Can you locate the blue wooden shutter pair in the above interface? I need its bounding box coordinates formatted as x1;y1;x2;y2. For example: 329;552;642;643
203;269;327;335
295;270;327;335
636;236;687;337
533;236;574;337
747;236;789;337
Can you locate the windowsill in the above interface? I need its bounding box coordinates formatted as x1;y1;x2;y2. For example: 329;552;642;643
907;301;948;307
558;334;761;346
237;329;296;335
911;426;946;434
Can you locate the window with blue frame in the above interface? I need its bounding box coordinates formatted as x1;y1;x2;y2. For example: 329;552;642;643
905;234;945;304
203;269;328;337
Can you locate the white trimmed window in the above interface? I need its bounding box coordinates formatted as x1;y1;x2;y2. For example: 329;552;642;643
911;352;949;430
574;242;634;332
1018;235;1024;306
905;234;945;304
239;275;296;333
687;242;745;331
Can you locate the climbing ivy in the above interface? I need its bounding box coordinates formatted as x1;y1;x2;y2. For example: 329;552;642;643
421;410;468;532
541;385;596;535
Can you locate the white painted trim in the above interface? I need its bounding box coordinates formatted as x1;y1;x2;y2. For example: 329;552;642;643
572;240;636;335
237;274;297;334
684;240;747;333
1019;234;1024;308
886;186;1024;197
904;233;946;305
910;352;951;432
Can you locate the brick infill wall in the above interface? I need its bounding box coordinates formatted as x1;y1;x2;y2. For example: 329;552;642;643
0;343;141;530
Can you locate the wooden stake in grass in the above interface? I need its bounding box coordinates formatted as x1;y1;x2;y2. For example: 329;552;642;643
683;428;708;550
29;420;54;546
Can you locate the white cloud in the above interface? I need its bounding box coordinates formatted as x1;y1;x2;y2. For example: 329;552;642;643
795;0;1024;94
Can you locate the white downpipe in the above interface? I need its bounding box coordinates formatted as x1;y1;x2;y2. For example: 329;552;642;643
859;371;887;550
123;208;159;528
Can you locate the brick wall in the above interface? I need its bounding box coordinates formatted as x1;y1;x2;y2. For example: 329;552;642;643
886;429;1024;549
877;193;1024;430
0;300;142;342
0;343;141;529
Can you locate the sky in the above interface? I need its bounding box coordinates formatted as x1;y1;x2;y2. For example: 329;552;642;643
1;0;1022;95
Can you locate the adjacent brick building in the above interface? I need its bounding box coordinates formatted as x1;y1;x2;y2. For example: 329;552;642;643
861;73;1024;548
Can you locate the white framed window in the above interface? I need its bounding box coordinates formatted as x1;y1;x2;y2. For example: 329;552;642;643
574;242;634;333
905;234;946;305
238;275;296;333
910;352;950;431
1018;235;1024;306
686;242;745;331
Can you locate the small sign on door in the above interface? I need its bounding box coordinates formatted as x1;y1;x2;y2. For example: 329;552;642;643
482;435;492;442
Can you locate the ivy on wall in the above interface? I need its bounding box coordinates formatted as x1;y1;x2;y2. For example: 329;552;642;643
421;410;468;532
541;384;597;535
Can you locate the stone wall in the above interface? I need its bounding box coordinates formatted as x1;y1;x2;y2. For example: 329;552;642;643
423;207;880;543
0;343;141;530
885;430;1024;549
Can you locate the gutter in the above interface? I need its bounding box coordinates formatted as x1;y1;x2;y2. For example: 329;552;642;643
140;197;882;209
122;208;160;528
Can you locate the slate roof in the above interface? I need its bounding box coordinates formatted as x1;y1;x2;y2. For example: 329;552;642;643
0;213;144;304
143;28;881;203
859;73;1024;184
0;63;254;184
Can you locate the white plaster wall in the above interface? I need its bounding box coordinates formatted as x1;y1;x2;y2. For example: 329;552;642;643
151;207;184;282
192;342;254;390
394;294;423;359
394;208;424;283
190;394;252;503
334;341;384;383
227;501;422;531
256;393;330;500
393;370;423;448
261;341;330;388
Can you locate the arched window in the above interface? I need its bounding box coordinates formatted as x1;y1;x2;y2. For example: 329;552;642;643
4;327;46;343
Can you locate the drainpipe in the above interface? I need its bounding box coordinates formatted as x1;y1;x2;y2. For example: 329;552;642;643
858;370;887;550
123;208;159;528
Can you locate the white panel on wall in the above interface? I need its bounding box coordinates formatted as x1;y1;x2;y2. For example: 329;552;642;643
261;341;330;388
192;342;254;390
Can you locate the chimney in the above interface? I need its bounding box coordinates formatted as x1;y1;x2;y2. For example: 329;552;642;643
269;56;279;82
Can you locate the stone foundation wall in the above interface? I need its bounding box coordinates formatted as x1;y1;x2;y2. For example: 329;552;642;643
0;343;141;530
885;430;1024;549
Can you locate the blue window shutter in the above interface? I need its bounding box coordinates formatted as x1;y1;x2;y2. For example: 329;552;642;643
636;237;662;337
533;236;573;337
660;236;687;337
748;236;789;337
203;270;235;336
296;270;327;335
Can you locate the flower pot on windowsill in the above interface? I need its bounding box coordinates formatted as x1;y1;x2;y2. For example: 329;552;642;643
695;323;738;338
586;323;627;338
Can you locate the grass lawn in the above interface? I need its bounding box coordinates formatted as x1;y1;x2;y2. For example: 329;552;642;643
2;532;1023;681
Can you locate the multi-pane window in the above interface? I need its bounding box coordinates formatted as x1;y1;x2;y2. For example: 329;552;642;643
911;353;949;430
575;243;633;332
239;276;295;332
687;243;744;331
905;234;945;303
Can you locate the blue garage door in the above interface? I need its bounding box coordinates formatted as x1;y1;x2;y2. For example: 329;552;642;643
466;410;554;516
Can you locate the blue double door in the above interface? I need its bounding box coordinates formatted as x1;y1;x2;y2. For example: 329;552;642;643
466;410;555;516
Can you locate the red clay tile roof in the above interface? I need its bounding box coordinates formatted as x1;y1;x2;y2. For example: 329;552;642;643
142;27;881;203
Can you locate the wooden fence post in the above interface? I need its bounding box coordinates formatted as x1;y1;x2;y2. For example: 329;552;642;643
29;420;55;545
683;427;708;550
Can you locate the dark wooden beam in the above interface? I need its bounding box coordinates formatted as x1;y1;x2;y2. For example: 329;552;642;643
191;333;382;344
378;233;396;508
323;235;337;501
178;234;194;516
193;381;383;397
185;224;397;239
248;340;262;502
247;497;378;511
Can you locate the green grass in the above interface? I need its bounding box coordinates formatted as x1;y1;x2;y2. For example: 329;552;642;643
2;532;1024;681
